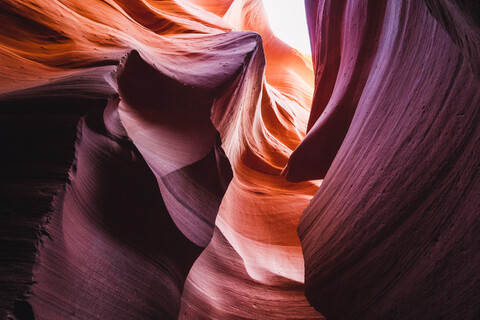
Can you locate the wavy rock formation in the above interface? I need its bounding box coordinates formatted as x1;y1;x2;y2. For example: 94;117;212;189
1;0;320;318
294;0;480;319
180;1;322;318
31;101;206;319
1;0;479;319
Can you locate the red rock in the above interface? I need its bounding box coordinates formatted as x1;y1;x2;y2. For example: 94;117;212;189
1;0;479;319
297;1;480;318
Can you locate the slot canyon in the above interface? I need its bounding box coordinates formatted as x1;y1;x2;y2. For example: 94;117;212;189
0;0;479;319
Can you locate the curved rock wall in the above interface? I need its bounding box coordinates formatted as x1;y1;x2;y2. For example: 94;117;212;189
1;0;479;319
296;0;480;319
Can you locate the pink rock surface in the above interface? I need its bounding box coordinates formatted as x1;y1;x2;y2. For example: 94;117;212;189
1;0;479;319
31;102;205;319
296;0;480;318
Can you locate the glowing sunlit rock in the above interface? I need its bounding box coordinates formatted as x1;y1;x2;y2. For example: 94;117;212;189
1;0;479;319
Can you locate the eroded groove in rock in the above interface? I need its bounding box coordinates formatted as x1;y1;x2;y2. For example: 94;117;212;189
1;0;479;319
179;1;322;318
285;0;388;181
298;1;480;319
30;103;205;319
422;0;480;80
1;0;322;316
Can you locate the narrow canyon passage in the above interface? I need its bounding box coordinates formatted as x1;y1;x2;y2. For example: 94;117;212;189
180;1;323;318
1;0;479;319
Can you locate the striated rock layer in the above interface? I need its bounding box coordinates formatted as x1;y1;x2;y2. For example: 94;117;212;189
1;0;320;318
180;1;321;318
1;0;479;319
294;0;480;319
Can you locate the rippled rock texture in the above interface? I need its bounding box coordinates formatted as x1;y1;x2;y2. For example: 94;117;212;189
295;0;480;319
1;0;479;319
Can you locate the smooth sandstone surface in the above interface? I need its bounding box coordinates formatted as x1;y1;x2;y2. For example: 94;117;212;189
0;0;479;319
295;0;480;319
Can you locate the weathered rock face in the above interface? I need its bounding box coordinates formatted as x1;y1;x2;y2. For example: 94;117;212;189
30;102;206;319
294;0;480;319
1;0;319;318
1;0;479;319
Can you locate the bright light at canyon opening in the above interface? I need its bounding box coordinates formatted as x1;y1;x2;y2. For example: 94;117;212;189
263;0;311;55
